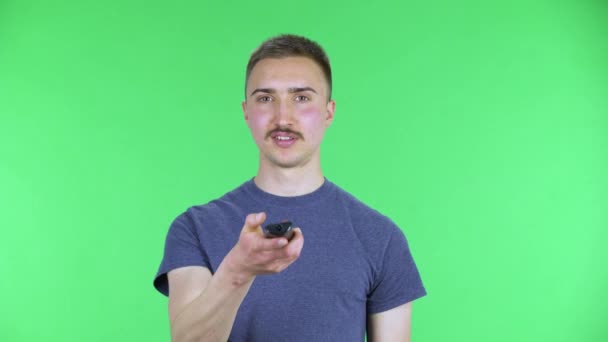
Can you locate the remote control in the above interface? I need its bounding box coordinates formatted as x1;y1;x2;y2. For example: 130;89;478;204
263;221;295;241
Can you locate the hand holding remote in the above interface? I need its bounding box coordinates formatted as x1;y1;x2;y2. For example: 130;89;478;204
224;212;304;279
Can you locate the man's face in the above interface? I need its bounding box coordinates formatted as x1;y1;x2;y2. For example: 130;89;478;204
242;56;335;169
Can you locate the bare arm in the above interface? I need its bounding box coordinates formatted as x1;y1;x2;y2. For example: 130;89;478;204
167;212;304;342
367;302;413;342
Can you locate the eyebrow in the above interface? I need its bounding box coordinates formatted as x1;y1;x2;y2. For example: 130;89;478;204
249;86;318;97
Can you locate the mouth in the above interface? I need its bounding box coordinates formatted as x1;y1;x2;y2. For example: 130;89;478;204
273;135;296;141
269;130;300;147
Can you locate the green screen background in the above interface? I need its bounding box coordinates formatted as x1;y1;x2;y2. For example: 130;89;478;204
1;0;606;341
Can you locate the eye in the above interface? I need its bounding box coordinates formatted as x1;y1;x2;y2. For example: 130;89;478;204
295;95;309;102
257;96;272;102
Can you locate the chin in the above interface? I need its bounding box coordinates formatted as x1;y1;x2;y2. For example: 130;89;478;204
264;154;310;169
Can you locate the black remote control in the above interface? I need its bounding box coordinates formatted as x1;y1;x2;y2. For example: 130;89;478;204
263;221;294;241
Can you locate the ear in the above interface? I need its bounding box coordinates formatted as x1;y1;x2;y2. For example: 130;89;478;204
325;100;336;127
242;100;248;121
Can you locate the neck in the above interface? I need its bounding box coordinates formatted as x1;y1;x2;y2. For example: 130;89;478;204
254;160;325;197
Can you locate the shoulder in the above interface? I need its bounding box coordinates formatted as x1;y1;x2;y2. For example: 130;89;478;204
175;180;252;227
331;181;400;233
329;181;404;257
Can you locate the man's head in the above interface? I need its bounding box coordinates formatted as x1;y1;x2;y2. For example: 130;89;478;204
242;34;336;170
245;34;332;100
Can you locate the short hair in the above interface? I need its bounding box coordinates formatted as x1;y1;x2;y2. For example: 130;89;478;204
245;34;332;99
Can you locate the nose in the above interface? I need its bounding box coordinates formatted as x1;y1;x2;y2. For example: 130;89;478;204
276;100;293;127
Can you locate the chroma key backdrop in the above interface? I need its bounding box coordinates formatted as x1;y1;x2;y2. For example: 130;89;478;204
1;0;606;341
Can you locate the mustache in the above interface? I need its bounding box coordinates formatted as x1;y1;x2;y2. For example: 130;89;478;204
266;127;304;140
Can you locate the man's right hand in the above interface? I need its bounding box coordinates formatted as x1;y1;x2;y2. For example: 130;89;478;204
168;212;304;342
223;212;304;284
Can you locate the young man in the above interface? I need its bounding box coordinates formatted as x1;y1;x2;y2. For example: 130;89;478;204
154;34;426;342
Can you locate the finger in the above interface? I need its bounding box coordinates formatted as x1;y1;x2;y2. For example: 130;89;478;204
262;228;301;252
254;235;288;251
287;228;303;246
258;248;290;262
291;227;303;240
264;245;302;271
286;228;304;257
262;229;303;258
243;212;266;233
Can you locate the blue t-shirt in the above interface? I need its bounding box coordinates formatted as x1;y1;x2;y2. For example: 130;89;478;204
154;178;426;341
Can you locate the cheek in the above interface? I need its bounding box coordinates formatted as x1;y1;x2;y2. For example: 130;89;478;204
247;108;272;139
297;105;324;125
248;105;269;120
298;103;320;116
298;105;327;139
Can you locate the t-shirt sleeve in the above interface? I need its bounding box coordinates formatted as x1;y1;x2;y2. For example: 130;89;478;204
153;210;211;296
367;227;427;314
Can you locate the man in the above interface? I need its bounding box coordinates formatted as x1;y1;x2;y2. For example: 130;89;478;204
154;34;426;342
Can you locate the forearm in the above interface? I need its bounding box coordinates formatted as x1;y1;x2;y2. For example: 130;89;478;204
168;212;303;341
170;258;255;342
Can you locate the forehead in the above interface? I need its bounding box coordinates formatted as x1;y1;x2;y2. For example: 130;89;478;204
247;56;327;92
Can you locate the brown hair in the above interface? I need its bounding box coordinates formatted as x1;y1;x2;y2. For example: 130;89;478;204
245;34;332;99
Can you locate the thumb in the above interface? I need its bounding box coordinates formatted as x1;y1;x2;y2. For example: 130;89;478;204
243;212;266;232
